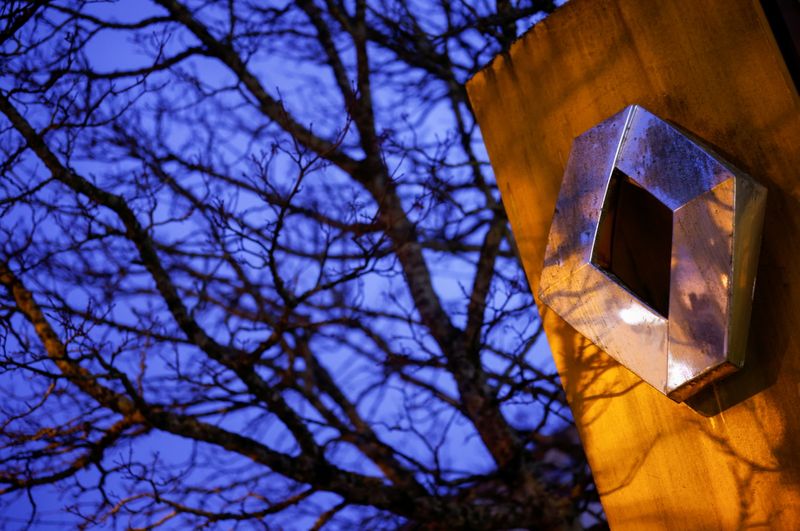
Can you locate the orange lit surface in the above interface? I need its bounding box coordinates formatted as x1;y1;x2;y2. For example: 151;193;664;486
467;0;800;527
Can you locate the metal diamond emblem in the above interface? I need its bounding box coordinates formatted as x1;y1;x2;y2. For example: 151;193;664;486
539;105;767;402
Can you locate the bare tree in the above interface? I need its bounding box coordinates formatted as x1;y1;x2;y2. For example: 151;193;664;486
0;1;603;528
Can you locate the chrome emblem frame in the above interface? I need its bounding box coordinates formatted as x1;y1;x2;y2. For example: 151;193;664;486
539;105;767;401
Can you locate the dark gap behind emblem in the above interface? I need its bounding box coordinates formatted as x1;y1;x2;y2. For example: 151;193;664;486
592;169;673;317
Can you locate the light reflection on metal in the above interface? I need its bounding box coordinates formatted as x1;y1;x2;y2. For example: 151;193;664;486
539;105;767;402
